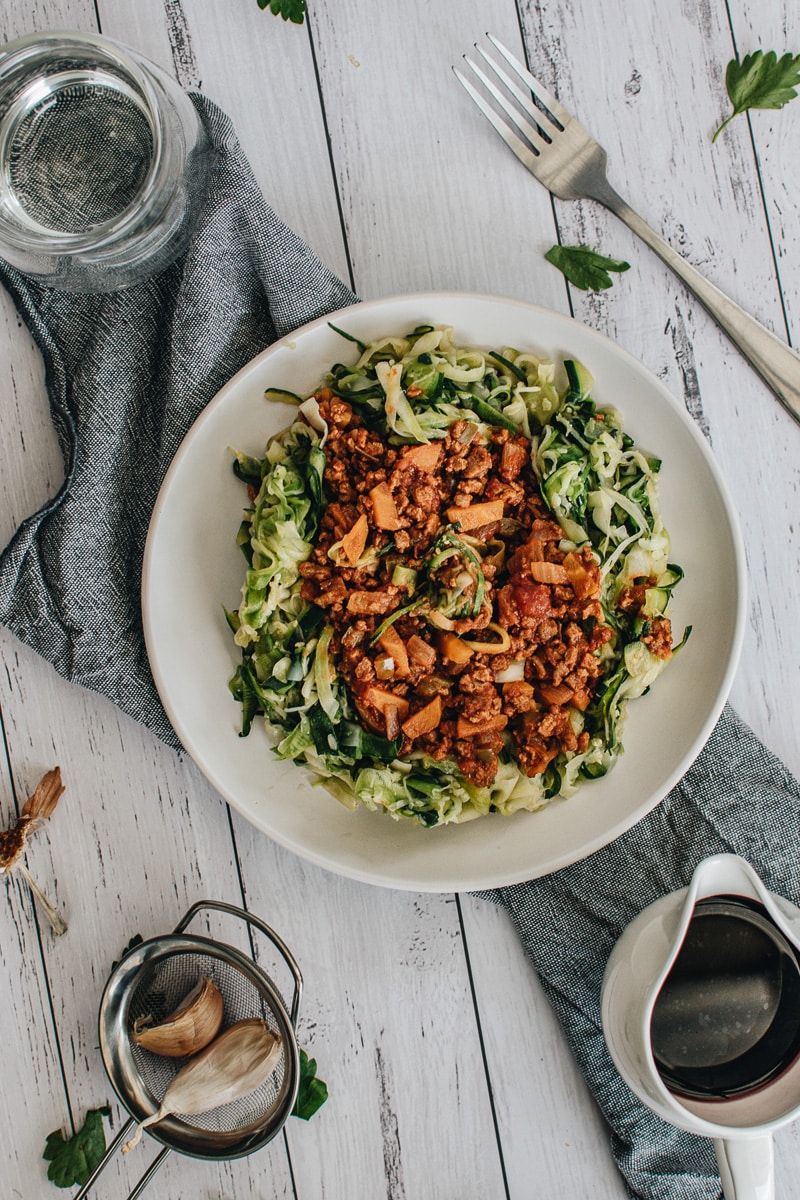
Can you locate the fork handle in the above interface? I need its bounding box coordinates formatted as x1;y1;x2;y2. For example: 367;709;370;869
595;182;800;426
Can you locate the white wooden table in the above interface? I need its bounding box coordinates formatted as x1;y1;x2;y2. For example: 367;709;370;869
2;1;799;1197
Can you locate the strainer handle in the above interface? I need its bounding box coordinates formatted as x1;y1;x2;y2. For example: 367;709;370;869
174;899;303;1022
73;1117;171;1199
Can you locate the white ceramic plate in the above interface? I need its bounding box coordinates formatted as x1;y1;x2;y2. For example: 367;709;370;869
142;292;746;892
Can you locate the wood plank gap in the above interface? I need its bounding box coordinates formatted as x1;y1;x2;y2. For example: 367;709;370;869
223;800;301;1197
454;892;511;1200
1;706;76;1134
722;0;794;345
513;5;576;320
304;9;357;295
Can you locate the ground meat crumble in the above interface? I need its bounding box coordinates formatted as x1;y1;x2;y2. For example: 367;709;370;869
296;390;672;789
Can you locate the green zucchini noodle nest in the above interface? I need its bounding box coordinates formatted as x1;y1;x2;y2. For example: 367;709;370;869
225;323;689;828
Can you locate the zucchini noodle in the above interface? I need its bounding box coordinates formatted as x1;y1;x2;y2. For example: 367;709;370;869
226;325;689;828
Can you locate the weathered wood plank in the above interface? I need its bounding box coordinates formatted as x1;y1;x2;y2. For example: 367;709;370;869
0;634;297;1195
460;896;627;1197
516;0;800;780
0;0;798;1197
308;0;566;309
230;816;509;1199
96;0;351;284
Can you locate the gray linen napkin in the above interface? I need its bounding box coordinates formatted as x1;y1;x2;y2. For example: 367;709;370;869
0;93;355;746
1;91;797;1200
480;704;800;1200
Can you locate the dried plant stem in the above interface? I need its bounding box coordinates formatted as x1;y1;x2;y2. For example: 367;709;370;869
16;862;68;936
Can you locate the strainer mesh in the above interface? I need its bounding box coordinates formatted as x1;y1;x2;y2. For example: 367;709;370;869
128;950;286;1133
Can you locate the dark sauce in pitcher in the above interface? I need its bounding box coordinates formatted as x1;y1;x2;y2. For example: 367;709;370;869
650;896;800;1100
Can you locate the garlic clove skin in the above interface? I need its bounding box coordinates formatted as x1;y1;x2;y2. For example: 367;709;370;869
132;975;224;1057
122;1018;282;1153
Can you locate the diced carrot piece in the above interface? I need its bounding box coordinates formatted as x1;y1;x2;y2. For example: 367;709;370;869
456;713;509;738
529;561;568;584
437;631;474;665
407;634;437;670
369;482;401;531
445;499;504;531
563;551;599;600
365;686;410;717
339;513;369;565
401;695;443;739
377;625;409;676
401;443;441;472
539;683;574;706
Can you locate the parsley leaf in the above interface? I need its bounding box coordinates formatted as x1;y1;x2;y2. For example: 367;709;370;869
43;1106;111;1188
257;0;307;22
713;50;800;141
544;245;630;291
292;1048;329;1120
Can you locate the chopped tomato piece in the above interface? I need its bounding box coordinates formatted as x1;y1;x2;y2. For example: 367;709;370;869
511;577;553;620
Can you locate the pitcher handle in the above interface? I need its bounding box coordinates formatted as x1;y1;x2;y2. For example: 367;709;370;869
714;1136;774;1200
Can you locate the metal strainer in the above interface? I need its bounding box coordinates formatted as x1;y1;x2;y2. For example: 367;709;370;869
76;900;303;1199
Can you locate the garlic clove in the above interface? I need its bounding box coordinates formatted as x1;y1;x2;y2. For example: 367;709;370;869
132;975;224;1057
122;1018;282;1153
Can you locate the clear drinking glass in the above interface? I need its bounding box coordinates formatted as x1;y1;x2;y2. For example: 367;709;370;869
0;30;210;291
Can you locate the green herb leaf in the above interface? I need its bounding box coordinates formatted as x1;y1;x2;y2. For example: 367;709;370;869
257;0;307;22
713;50;800;141
292;1048;329;1120
544;245;631;292
43;1106;111;1188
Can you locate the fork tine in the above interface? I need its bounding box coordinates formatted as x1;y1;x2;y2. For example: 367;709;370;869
453;66;542;172
458;56;551;158
486;33;573;130
473;43;557;141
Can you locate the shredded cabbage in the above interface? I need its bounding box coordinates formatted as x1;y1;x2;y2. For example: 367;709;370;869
227;325;688;827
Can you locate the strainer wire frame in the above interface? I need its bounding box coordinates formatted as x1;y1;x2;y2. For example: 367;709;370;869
76;900;303;1200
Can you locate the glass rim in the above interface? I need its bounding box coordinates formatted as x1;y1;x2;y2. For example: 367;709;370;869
0;29;175;255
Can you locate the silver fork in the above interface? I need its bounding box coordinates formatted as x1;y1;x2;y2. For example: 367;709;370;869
455;34;800;426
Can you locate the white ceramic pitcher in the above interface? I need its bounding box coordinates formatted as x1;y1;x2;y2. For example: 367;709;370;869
601;854;800;1200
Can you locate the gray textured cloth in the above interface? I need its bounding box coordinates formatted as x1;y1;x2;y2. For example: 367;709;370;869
1;93;797;1200
481;704;800;1199
0;95;355;745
